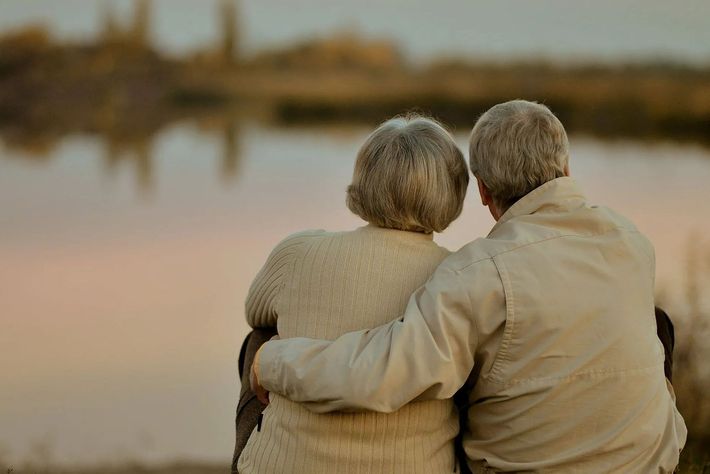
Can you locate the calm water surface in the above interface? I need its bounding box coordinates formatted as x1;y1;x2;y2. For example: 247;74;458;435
1;122;710;464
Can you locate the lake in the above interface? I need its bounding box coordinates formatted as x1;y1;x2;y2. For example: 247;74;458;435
1;121;710;465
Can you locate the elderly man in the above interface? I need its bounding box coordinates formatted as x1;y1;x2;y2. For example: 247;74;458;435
251;100;687;472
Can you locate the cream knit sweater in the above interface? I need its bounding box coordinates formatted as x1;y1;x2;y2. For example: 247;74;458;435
238;225;459;474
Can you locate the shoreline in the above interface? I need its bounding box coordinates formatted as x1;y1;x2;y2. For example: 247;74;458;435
1;28;709;153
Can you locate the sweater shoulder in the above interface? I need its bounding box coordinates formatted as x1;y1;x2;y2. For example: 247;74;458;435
273;228;326;252
260;229;327;276
279;227;451;266
279;228;328;242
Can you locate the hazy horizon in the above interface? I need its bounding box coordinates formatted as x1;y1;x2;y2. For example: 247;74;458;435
0;0;709;65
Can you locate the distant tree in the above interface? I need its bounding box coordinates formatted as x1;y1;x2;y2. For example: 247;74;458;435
131;0;152;48
219;0;240;63
99;1;121;42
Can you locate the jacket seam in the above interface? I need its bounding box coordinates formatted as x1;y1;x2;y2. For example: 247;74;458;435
455;226;641;274
457;268;481;364
481;256;514;384
482;361;665;388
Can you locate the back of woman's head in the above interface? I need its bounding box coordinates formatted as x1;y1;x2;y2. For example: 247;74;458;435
346;114;469;233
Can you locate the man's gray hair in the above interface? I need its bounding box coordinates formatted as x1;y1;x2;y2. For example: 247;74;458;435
469;100;569;212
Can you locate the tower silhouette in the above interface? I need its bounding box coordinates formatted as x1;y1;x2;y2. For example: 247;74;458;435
99;1;121;42
131;0;152;48
219;0;240;63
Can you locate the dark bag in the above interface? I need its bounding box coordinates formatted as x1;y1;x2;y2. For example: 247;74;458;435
655;306;675;382
232;327;277;473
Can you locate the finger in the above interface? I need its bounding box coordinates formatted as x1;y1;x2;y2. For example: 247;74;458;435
257;388;270;406
249;364;258;392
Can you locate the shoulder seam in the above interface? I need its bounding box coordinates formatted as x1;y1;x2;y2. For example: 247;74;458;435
453;256;495;274
456;225;637;273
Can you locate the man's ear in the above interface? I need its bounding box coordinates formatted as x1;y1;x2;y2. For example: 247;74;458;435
477;177;492;206
564;163;570;176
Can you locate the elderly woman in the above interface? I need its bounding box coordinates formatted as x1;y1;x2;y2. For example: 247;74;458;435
237;115;469;474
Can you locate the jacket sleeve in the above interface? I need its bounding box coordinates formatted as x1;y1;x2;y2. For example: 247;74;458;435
245;231;316;328
257;261;482;413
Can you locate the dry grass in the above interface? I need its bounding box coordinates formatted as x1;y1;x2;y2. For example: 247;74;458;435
661;238;710;473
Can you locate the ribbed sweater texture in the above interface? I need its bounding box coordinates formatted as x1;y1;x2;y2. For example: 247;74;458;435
238;225;459;473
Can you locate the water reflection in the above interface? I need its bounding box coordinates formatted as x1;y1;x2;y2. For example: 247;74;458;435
103;136;155;195
1;121;710;465
222;118;241;181
194;115;243;185
1;112;243;195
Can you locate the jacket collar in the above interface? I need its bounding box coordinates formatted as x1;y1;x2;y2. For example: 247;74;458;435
489;177;587;235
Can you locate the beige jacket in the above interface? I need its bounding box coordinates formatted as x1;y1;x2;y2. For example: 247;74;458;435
239;226;459;474
259;177;687;473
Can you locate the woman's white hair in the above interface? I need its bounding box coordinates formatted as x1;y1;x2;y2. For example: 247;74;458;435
469;100;569;212
347;114;469;233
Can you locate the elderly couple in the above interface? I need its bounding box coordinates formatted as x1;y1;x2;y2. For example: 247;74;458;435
233;100;687;473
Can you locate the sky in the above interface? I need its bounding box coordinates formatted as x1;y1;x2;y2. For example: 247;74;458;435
0;0;709;64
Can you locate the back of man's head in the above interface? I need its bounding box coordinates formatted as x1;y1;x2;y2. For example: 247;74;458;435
469;100;570;213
